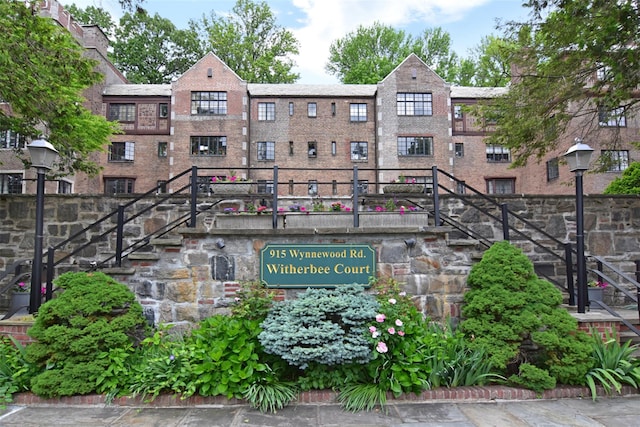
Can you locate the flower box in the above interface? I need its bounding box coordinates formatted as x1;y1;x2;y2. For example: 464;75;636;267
588;287;604;306
285;212;355;228
210;182;252;195
214;214;281;229
359;212;429;227
382;184;426;194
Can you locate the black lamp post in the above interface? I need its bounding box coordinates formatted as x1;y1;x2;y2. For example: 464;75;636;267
27;138;59;314
564;137;594;314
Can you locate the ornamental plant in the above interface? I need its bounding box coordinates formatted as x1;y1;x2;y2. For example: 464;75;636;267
26;272;150;398
459;241;593;392
12;281;30;293
258;284;379;368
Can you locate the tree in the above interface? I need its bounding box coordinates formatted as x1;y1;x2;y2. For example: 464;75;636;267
111;9;202;84
192;0;299;83
65;3;116;39
475;0;640;167
326;22;421;84
603;162;640;194
468;35;516;87
0;1;119;175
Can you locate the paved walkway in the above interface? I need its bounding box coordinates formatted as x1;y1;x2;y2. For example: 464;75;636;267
2;395;640;426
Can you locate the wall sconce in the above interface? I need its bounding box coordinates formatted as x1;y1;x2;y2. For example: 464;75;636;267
216;238;225;249
404;238;416;249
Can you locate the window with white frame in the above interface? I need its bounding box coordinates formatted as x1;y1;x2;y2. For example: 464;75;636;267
454;142;464;158
157;141;167;157
350;141;368;160
596;63;612;81
397;93;432;116
307;102;317;117
191;91;227;115
258;102;275;121
486;178;515;194
0;130;26;149
486;144;511;162
108;141;135;162
190;136;227;156
350;103;367;122
0;173;22;194
598;106;626;127
108;103;135;122
58;180;73;194
602;150;629;172
397;136;433;156
454;105;463;119
257;141;275;160
104;178;135;194
257;180;274;194
546;157;559;181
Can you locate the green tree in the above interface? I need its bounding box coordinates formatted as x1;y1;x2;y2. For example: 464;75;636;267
604;161;640;194
468;35;515;87
326;22;421;84
0;0;119;175
192;0;299;83
111;9;202;84
64;3;116;38
476;0;640;167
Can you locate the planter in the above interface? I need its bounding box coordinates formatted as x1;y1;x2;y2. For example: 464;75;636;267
285;212;354;228
383;184;426;194
210;182;252;195
9;293;30;317
360;212;429;227
214;214;282;229
588;287;604;307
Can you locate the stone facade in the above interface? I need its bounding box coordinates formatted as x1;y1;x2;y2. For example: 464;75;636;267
2;194;640;326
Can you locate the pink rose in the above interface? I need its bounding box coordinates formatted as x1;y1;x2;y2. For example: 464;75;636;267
376;314;386;322
376;342;388;353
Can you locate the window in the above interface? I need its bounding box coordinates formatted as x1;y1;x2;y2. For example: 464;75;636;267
257;141;275;160
456;181;466;195
352;180;369;194
546;158;559;181
486;178;515;194
108;103;135;122
191;91;227;115
308;141;317;158
332;180;337;195
351;141;368;160
602;150;629;172
289;102;294;116
157;142;167;158
196;176;213;194
108;141;135;162
156;180;167;194
258;102;275;121
58;180;72;194
397;93;432;116
289;141;294;155
308;180;318;196
331;102;336;116
0;173;22;194
288;179;294;195
454;105;463;119
331;141;336;156
350;103;367;122
0;130;26;149
257;180;274;194
486;144;511;162
598;106;626;127
397;136;433;156
104;178;135;194
454;143;464;158
159;103;169;118
190;136;227;156
307;102;317;117
596;63;611;81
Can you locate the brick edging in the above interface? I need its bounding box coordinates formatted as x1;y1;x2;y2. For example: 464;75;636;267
13;385;640;407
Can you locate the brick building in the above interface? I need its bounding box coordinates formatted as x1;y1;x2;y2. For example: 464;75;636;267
2;0;638;197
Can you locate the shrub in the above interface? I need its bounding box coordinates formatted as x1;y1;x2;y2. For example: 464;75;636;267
259;284;379;369
0;336;37;407
459;241;592;391
26;272;150;397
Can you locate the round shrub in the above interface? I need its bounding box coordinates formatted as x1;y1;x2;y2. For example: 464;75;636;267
26;271;149;397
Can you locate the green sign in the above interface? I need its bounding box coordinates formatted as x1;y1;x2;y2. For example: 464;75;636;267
260;243;376;288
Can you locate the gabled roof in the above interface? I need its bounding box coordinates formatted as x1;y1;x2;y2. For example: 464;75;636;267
175;52;245;83
248;84;377;97
379;53;446;85
103;84;171;97
451;86;508;99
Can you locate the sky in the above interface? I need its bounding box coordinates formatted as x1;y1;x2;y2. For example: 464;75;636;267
68;0;530;84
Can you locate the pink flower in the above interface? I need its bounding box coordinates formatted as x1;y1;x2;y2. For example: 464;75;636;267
372;331;380;338
211;176;217;182
395;319;403;327
398;331;405;336
399;292;406;296
375;206;383;212
399;206;405;215
387;327;396;334
388;298;396;304
376;313;386;322
369;326;377;333
230;175;237;182
345;207;351;212
376;342;388;353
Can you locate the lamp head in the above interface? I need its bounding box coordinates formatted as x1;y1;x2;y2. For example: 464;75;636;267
27;138;59;170
564;137;593;172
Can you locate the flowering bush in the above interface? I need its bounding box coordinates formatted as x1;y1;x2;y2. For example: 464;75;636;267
588;280;608;288
331;202;350;212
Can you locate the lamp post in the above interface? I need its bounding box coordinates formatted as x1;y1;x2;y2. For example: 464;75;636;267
27;138;59;313
564;137;594;314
